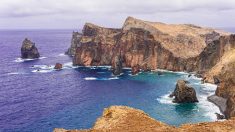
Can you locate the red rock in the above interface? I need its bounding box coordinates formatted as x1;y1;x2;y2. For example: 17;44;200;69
131;65;140;75
54;63;63;70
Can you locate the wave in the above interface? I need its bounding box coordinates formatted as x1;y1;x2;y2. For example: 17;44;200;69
7;72;27;75
84;77;119;81
197;94;222;121
62;62;78;69
31;69;54;73
30;65;53;69
14;57;47;63
156;92;175;105
58;53;66;57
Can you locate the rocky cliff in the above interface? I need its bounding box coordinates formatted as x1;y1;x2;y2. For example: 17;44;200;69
65;32;82;56
54;106;235;132
65;16;235;126
198;35;235;118
71;17;229;74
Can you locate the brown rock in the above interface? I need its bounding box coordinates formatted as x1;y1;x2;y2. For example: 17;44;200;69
73;17;228;72
54;63;63;70
225;94;235;119
112;55;122;75
21;38;40;59
141;64;151;72
171;80;199;103
131;65;140;75
66;32;82;56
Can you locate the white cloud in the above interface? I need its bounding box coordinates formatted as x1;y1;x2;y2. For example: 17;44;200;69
0;0;235;29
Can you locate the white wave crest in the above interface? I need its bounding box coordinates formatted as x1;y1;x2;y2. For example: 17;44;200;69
14;57;47;63
156;92;175;105
58;53;66;57
84;77;119;81
31;69;54;73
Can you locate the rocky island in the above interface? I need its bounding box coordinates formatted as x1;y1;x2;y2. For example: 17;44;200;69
21;38;40;59
60;17;235;131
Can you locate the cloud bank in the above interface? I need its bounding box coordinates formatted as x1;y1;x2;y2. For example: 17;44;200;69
0;0;235;29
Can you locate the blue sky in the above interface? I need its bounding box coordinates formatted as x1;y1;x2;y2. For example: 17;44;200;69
0;0;235;29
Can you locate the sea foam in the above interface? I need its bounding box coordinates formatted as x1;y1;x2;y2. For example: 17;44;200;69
14;57;47;63
84;77;119;81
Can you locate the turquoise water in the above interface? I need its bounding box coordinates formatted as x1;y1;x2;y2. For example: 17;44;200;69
0;30;221;132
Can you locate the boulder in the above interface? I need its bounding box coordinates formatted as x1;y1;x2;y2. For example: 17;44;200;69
171;80;199;103
131;65;140;75
141;64;151;72
54;63;63;70
215;113;225;120
213;76;220;84
21;38;40;59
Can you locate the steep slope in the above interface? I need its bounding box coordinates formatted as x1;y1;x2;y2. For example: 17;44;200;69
123;17;228;58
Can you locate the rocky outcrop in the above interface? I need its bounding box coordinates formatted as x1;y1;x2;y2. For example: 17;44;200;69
112;55;122;75
225;94;235;119
54;106;235;132
65;32;82;56
73;23;121;66
131;65;140;75
197;35;235;74
171;80;198;103
21;38;40;59
207;95;227;114
73;17;228;72
70;17;235;119
54;63;63;70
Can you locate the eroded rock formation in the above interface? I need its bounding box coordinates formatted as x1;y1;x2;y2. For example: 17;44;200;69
54;106;235;132
21;38;40;59
71;17;228;73
171;80;198;103
66;32;82;56
112;55;122;75
68;17;235;119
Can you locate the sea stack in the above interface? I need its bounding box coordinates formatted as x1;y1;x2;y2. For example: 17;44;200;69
112;55;122;75
170;80;199;103
21;38;40;59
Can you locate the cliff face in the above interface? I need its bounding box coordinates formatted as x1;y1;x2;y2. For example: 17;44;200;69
198;35;235;74
72;17;226;73
73;23;121;66
65;32;82;56
69;17;235;119
54;106;235;132
198;35;235;118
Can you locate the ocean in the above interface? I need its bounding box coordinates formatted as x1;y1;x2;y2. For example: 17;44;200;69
0;29;228;132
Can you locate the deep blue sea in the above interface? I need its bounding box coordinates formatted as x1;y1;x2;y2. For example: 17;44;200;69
0;29;229;132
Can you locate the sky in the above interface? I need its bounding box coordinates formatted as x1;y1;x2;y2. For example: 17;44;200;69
0;0;235;29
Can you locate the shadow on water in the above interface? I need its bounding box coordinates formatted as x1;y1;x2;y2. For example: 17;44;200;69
175;103;198;116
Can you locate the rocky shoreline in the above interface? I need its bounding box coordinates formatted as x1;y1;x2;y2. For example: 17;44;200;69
58;17;235;131
208;95;227;114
